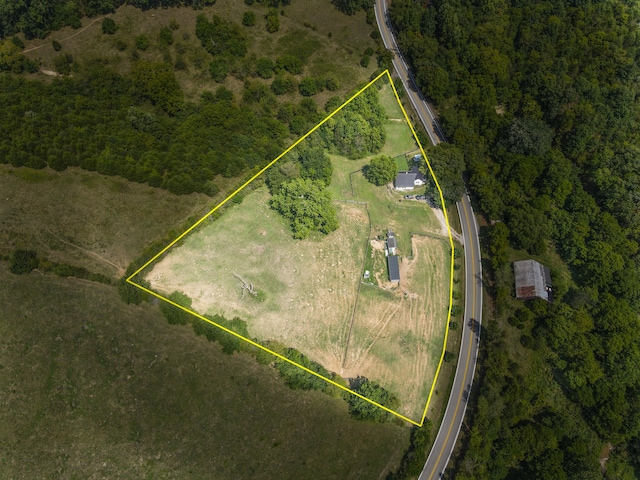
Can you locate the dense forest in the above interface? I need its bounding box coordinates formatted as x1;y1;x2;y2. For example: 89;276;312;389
388;0;640;478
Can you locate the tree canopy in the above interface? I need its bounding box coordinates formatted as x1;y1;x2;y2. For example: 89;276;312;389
388;0;640;477
323;86;386;159
269;178;338;239
364;155;396;186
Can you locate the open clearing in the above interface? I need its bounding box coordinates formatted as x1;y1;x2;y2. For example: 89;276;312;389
144;78;453;421
0;165;210;278
0;264;408;479
148;187;369;373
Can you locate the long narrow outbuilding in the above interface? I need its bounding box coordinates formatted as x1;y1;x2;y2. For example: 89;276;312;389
388;255;400;283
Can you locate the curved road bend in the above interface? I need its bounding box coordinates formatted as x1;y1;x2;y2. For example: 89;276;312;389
374;2;484;478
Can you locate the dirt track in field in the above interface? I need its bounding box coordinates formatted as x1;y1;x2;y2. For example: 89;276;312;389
341;235;450;418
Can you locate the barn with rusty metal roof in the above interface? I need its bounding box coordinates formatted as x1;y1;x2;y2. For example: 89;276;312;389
514;259;552;302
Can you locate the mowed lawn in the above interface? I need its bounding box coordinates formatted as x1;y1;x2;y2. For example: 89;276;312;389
0;265;408;479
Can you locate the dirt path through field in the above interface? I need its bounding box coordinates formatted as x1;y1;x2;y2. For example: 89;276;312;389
341;234;449;418
432;207;462;243
24;17;104;53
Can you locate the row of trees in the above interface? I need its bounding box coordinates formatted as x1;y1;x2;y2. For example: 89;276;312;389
0;65;292;195
155;288;400;422
389;0;640;477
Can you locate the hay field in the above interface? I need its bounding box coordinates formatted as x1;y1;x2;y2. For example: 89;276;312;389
148;187;369;373
343;235;451;420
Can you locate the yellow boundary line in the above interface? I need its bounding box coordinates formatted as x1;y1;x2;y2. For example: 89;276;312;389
127;70;454;427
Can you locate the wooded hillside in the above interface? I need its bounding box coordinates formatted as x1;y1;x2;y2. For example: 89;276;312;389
388;0;640;478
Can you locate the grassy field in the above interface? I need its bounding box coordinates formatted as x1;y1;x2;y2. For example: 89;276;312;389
147;186;369;373
21;0;377;104
0;165;210;278
145;79;452;422
0;264;409;479
344;234;450;419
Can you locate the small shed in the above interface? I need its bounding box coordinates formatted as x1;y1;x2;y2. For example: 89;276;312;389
387;230;397;255
514;260;552;302
388;255;400;283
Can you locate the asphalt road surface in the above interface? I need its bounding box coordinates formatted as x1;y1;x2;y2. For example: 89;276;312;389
374;2;484;478
374;0;447;145
420;194;482;479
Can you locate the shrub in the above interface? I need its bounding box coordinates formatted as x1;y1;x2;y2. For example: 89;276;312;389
256;57;274;79
298;77;318;96
209;57;228;82
115;39;127;51
265;9;279;33
444;351;455;362
169;19;180;30
11;36;25;49
10;250;38;274
242;11;256;26
270;75;297;95
360;55;370;68
325;96;342;113
135;34;149;51
159;291;193;325
159;26;174;46
275;54;302;74
53;53;73;75
174;57;187;71
52;40;62;51
102;17;117;35
324;76;339;91
196;14;247;58
347;378;399;422
117;278;144;304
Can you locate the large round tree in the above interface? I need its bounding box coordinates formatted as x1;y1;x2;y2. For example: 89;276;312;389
269;178;339;239
364;155;396;186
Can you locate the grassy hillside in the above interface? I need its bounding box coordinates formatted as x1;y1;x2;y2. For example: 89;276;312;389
0;164;211;278
0;264;408;479
20;0;378;104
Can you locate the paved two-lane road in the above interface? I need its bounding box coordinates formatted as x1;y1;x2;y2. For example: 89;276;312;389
374;2;483;478
374;0;446;145
420;194;482;479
